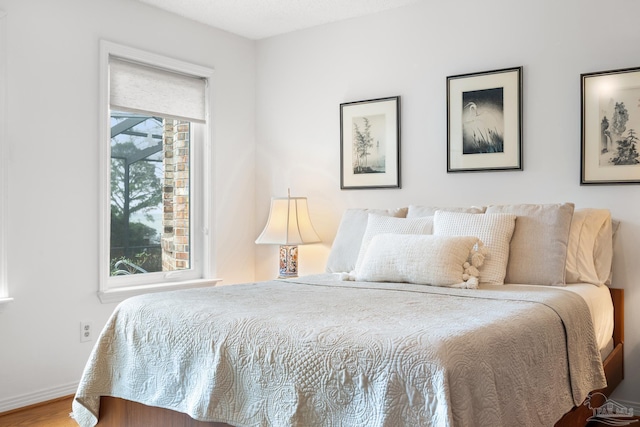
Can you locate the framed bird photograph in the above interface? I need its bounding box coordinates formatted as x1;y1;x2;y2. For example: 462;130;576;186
447;66;522;172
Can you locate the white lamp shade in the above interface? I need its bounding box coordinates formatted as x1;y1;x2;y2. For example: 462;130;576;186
256;196;321;245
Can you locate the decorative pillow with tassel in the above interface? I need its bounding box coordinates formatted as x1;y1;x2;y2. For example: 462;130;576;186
351;234;487;289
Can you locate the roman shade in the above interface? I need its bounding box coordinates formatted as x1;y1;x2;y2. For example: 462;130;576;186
109;57;207;123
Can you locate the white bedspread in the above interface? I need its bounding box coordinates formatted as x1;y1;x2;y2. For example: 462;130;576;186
73;274;606;427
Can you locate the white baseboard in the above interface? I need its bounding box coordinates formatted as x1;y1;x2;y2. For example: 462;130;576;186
0;381;78;413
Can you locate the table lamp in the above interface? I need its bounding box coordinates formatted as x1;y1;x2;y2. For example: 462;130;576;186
256;190;321;278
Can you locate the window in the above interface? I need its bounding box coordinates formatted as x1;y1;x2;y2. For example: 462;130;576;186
98;41;218;303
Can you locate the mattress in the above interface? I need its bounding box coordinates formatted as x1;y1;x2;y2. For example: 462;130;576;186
563;283;615;353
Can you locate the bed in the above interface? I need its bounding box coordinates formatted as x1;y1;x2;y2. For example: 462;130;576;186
72;203;624;427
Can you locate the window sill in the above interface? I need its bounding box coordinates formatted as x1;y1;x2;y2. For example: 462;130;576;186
98;278;222;304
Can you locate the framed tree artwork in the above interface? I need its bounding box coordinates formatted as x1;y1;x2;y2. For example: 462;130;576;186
447;66;522;172
581;66;640;184
340;96;400;189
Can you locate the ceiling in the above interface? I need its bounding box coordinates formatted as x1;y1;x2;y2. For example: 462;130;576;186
137;0;421;40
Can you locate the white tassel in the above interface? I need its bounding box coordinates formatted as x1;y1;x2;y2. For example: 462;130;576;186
338;271;357;281
456;240;487;289
451;277;478;289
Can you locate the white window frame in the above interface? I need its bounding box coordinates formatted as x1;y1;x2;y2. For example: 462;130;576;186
0;10;11;306
98;40;219;304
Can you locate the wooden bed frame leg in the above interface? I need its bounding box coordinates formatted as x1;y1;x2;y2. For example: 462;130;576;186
99;396;232;427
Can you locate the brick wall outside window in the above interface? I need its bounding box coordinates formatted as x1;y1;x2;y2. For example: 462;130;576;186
162;120;190;271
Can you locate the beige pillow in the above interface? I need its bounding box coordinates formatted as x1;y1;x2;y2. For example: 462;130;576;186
433;211;516;285
485;203;575;286
325;208;407;273
354;214;433;272
602;220;620;285
566;209;613;286
407;205;486;218
354;234;484;288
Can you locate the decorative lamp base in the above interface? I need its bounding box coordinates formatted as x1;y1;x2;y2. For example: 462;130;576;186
278;245;299;278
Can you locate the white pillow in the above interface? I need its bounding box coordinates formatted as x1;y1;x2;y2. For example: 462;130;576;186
325;207;407;273
566;209;613;286
354;234;485;288
354;214;433;272
433;211;516;285
485;203;574;286
407;205;486;218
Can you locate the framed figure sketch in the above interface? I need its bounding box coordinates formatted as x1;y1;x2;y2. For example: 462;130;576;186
447;67;522;172
340;96;400;189
581;66;640;184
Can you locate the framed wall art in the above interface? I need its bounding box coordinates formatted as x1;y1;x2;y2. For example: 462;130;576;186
340;96;400;189
581;66;640;185
447;66;522;172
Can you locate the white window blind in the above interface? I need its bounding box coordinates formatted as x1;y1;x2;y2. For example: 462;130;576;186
109;57;207;123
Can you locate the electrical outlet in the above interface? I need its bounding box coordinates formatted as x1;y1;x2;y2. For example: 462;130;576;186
80;321;93;342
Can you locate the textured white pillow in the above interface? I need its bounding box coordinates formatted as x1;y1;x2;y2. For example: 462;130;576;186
325;207;407;273
485;203;574;286
354;214;433;272
407;205;486;218
354;234;484;288
566;209;612;286
433;211;516;285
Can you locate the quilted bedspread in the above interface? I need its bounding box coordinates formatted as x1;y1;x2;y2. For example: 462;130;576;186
73;274;606;427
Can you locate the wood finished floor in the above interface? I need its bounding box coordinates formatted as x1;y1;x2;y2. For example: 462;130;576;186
0;394;638;427
0;396;78;427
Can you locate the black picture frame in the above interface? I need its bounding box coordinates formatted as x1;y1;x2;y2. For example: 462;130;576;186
447;66;523;172
340;96;401;189
581;66;640;185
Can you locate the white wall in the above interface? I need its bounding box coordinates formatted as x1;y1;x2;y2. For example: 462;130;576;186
256;0;640;406
0;0;256;411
